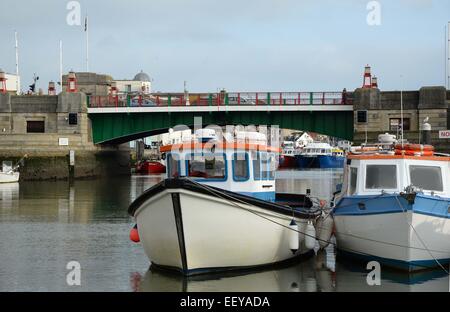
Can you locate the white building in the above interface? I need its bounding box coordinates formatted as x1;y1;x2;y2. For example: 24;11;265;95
294;132;314;148
2;73;21;94
114;70;151;94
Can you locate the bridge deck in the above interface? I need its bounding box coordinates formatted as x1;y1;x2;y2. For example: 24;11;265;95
87;104;353;114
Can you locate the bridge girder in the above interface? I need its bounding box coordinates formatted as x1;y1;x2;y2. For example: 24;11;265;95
89;111;354;144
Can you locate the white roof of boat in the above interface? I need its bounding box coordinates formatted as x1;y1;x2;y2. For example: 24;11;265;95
304;142;332;149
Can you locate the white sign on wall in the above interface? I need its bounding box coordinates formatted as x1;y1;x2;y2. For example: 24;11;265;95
439;130;450;139
69;150;75;166
59;138;69;146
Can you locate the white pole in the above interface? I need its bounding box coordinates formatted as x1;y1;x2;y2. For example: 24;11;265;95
445;25;448;89
59;40;63;93
14;31;19;94
447;22;450;89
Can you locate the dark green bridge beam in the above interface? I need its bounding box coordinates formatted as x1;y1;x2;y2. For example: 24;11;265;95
89;111;354;145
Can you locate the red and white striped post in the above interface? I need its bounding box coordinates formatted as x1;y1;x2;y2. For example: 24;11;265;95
67;71;78;92
362;65;372;88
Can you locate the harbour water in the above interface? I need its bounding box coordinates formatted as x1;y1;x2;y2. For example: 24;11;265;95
0;170;448;292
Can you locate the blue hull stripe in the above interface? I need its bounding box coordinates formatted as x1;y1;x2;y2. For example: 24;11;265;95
238;191;275;202
334;194;450;219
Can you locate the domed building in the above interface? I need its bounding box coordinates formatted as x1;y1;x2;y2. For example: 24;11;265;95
114;70;152;94
133;71;151;82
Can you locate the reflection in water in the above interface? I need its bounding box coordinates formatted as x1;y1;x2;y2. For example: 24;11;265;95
1;182;19;209
138;256;325;292
335;256;450;292
0;170;449;291
138;242;449;292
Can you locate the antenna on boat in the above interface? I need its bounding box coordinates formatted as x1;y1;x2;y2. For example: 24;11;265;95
364;125;368;145
400;75;404;148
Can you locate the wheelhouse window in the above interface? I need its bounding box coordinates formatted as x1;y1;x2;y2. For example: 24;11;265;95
349;167;358;195
252;151;261;180
261;152;276;180
232;153;249;181
365;165;397;190
409;165;443;192
186;154;226;180
167;154;179;178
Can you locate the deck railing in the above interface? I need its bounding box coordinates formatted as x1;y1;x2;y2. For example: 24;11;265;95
87;92;353;108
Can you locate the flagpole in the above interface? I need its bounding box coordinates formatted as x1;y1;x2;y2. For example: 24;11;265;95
447;21;450;89
59;40;63;93
14;31;19;94
85;15;89;72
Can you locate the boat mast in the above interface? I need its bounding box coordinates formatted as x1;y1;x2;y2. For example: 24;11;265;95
400;75;404;148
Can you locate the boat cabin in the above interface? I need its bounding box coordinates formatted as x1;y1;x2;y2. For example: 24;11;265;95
281;141;296;156
332;148;345;158
342;153;450;198
160;130;279;202
301;142;333;156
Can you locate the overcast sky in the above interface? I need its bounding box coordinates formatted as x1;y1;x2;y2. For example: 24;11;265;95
0;0;449;92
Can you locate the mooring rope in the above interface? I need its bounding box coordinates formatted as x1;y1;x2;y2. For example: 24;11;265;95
394;195;449;274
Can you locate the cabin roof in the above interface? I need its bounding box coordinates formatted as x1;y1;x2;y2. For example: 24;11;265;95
160;142;281;153
347;154;450;161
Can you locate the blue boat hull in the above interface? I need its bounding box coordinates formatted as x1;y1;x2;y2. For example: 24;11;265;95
317;155;345;168
295;155;344;169
295;155;317;169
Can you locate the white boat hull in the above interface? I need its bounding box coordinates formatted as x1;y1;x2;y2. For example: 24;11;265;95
334;205;450;271
0;172;19;183
133;187;315;275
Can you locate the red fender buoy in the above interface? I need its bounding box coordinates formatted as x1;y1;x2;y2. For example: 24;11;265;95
130;224;140;243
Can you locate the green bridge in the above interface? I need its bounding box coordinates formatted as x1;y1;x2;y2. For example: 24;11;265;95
89;107;353;144
87;91;354;144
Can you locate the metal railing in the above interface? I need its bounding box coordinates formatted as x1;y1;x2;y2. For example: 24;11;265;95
87;91;353;108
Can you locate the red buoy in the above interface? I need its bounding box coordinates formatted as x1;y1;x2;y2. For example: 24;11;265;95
130;224;140;243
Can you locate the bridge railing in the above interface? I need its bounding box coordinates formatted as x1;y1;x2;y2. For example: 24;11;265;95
87;92;353;108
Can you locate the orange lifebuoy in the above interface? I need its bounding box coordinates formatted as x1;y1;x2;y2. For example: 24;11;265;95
394;144;434;152
353;147;379;153
394;149;434;156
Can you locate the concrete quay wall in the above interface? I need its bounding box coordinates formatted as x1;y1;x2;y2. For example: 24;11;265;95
0;92;130;180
